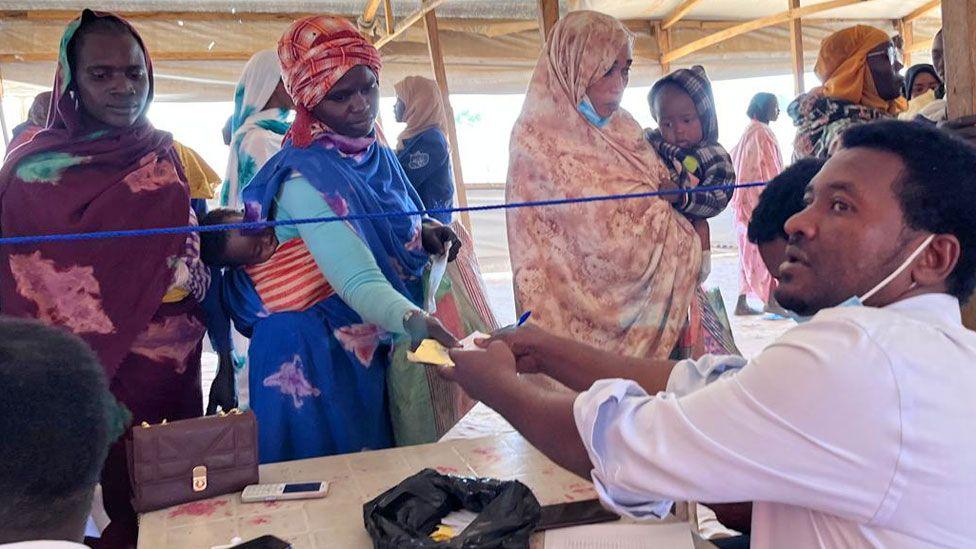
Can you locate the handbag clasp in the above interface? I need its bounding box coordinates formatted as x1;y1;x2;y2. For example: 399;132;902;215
192;465;207;492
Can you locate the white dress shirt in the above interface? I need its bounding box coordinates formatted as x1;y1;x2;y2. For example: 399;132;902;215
575;294;976;548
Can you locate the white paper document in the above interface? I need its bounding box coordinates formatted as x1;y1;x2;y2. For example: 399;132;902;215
544;522;695;549
425;253;449;313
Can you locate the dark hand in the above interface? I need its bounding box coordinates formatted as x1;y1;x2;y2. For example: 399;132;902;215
206;351;238;415
421;221;462;262
478;322;551;374
441;341;520;405
940;115;976;147
404;310;460;350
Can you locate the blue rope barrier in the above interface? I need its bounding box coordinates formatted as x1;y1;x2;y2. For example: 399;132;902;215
0;182;766;246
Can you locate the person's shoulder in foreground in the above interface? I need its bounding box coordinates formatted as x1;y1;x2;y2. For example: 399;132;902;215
0;318;119;548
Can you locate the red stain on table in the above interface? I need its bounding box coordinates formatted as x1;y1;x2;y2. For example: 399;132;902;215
263;501;282;509
568;483;591;494
249;516;272;526
168;499;228;518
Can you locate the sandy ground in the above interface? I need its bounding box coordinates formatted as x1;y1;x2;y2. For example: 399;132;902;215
202;190;792;400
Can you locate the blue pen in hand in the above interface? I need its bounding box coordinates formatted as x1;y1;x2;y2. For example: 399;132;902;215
517;311;532;327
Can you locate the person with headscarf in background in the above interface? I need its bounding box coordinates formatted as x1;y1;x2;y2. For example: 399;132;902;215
898;63;943;121
221;49;294;208
0;10;233;545
506;11;699;360
730;92;785;317
7;91;52;152
393;76;454;224
221;15;483;463
789;25;905;160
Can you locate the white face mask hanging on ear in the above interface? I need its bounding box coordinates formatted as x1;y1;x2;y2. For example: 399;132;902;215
787;234;935;323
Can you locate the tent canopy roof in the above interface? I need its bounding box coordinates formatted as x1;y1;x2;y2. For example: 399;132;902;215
0;0;942;100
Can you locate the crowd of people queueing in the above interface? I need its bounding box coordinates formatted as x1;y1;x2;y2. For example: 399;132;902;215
1;7;975;549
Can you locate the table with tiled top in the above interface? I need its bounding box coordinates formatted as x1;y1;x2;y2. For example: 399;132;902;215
138;430;678;548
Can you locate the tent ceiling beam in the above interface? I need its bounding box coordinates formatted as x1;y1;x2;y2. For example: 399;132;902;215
902;0;940;24
374;0;453;49
662;0;704;30
662;0;866;63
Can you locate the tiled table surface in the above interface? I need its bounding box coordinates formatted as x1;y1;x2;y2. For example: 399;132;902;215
139;432;683;548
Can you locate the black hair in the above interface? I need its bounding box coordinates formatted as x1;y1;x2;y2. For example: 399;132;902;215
66;11;138;77
841;120;976;301
200;208;245;266
747;93;778;122
748;158;825;245
0;318;115;534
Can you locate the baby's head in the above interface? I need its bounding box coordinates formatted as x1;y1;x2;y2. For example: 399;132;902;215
748;158;825;279
200;208;278;267
648;66;716;150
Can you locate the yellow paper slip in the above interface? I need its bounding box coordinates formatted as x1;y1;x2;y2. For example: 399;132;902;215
407;339;455;367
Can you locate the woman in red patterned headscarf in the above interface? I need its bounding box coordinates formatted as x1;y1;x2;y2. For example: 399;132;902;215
220;16;493;463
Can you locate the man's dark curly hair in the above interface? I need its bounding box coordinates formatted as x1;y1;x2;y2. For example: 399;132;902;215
748;158;824;246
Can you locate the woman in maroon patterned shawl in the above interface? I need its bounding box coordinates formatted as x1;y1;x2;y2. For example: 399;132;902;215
0;10;209;545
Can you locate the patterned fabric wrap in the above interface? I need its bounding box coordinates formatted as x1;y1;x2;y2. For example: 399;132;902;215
277;16;382;148
506;10;699;360
221;49;291;208
730;120;783;304
244;238;335;313
788;93;890;161
646;66;734;219
0;10;194;378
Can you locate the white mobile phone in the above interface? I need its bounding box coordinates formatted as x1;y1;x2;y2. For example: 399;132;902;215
241;481;330;503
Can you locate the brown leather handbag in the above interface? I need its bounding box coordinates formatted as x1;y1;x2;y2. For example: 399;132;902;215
126;409;259;513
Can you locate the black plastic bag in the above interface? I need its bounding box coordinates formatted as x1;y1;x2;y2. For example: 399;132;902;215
363;468;542;548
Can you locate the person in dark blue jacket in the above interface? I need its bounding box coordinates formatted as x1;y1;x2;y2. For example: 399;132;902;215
393;76;455;223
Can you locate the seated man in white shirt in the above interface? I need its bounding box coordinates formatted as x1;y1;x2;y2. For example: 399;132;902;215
445;120;976;548
0;318;119;548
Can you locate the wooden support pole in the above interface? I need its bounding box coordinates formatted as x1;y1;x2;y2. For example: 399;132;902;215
899;18;915;68
424;9;472;232
663;0;865;64
662;0;704;30
789;0;805;95
653;21;672;74
942;0;976;119
383;0;395;35
536;0;559;43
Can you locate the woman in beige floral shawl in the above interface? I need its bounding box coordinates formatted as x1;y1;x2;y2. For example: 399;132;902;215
506;10;699;359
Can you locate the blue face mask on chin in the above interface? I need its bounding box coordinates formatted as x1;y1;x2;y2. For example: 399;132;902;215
784;235;935;324
578;97;611;128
